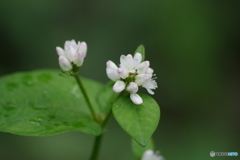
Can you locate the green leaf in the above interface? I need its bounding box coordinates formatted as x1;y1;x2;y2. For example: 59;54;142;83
134;45;145;61
112;93;160;147
0;70;103;136
58;72;70;78
96;81;119;114
132;138;155;160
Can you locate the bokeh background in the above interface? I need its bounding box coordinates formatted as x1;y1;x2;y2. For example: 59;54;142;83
0;0;239;160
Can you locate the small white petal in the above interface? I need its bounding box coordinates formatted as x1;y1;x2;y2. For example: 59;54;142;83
120;55;128;68
117;68;129;79
106;68;120;81
135;74;150;86
56;47;65;57
142;79;158;95
141;150;165;160
126;82;138;93
130;93;143;105
106;60;118;70
64;40;71;50
141;150;154;160
73;53;84;66
65;45;76;62
58;56;72;72
71;39;77;46
134;52;142;64
137;61;150;74
113;80;126;93
78;42;87;58
146;68;154;75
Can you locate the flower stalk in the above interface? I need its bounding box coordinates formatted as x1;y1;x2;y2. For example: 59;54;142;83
89;135;103;160
72;72;99;123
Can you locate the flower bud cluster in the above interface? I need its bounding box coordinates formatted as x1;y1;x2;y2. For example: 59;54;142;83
106;53;157;105
56;40;87;72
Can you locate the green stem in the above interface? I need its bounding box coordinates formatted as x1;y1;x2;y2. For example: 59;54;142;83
89;87;126;160
73;73;99;123
89;135;103;160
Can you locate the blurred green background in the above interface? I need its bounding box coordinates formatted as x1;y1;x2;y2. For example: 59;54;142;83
0;0;239;160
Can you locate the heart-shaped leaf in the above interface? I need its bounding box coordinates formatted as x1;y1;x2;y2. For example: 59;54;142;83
112;93;160;147
0;70;103;136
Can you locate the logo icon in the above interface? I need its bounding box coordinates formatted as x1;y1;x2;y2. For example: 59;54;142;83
210;151;215;157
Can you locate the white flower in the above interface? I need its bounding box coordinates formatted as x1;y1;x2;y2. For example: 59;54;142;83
58;56;72;72
56;39;87;72
130;93;143;105
106;52;157;105
113;80;126;93
141;150;165;160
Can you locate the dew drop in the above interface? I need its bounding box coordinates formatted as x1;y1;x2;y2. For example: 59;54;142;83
22;75;35;87
45;126;53;130
3;103;16;111
4;114;10;118
54;123;61;127
72;122;84;128
36;116;44;121
37;74;52;83
63;122;70;126
30;102;48;111
29;119;42;125
42;91;50;100
47;115;55;121
6;82;19;91
71;85;81;98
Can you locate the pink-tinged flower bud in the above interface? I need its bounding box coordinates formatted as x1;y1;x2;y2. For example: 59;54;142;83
135;74;150;86
106;68;120;81
117;68;128;79
73;52;84;66
58;56;72;72
106;60;118;70
126;82;138;93
113;80;126;93
130;93;143;105
56;47;65;57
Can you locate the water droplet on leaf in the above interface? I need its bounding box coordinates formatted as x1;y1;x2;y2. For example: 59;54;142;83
37;74;52;83
3;103;16;111
6;82;19;91
71;85;81;98
47;115;55;121
4;114;10;118
36;116;44;121
22;75;35;87
29;119;42;125
54;123;61;127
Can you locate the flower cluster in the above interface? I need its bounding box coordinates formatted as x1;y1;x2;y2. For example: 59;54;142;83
56;40;87;72
141;150;165;160
106;53;157;105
